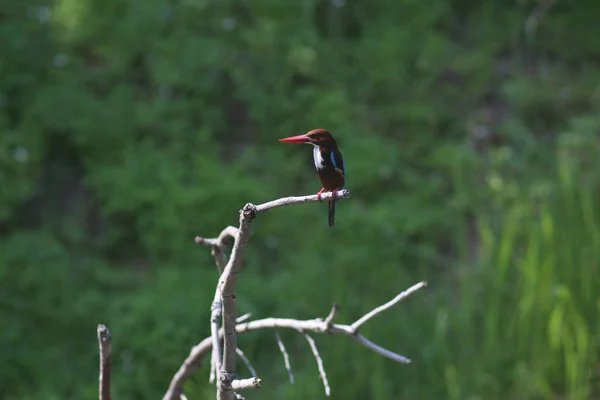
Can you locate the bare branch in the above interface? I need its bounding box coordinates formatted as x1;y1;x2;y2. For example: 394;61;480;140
196;226;239;274
274;332;294;384
351;281;427;333
242;317;415;364
210;294;222;386
198;227;243;387
302;332;330;397
217;204;257;400
97;324;112;400
324;303;339;327
236;313;252;323
237;317;339;333
231;378;261;391
216;192;351;399
163;190;394;400
164;337;213;400
209;356;216;383
353;333;411;364
236;348;257;377
163;281;426;400
255;190;350;214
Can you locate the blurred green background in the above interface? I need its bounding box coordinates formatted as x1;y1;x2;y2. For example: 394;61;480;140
2;0;600;399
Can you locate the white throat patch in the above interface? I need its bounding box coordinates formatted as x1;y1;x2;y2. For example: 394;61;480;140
312;145;326;170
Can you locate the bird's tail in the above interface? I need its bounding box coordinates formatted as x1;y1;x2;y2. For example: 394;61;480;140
328;200;336;227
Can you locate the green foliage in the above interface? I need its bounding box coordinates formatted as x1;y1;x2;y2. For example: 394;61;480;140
1;0;600;399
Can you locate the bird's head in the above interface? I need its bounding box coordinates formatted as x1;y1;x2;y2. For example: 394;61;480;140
278;129;338;149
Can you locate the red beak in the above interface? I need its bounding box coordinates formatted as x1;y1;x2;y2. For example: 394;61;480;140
278;134;311;144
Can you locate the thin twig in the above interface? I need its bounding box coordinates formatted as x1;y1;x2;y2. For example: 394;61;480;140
236;313;253;323
97;324;112;400
236;348;257;377
274;332;294;384
196;226;239;274
353;333;411;363
324;303;339;327
351;281;427;333
162;281;426;400
302;332;330;397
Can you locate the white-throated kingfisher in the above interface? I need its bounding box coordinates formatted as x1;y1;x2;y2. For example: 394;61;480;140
279;129;346;227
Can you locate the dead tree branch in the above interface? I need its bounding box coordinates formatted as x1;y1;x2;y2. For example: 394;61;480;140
253;190;350;213
236;313;253;323
210;191;350;400
236;348;257;377
210;292;222;384
97;324;112;400
196;226;238;274
274;332;294;384
302;332;330;396
198;225;240;386
163;280;426;400
164;189;433;400
216;204;255;400
350;283;427;332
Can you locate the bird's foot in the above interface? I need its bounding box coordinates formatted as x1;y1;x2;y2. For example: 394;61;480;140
316;188;326;203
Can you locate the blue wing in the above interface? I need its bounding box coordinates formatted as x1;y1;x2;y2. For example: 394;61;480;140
330;150;346;187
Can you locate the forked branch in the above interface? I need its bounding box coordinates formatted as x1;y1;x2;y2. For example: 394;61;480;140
163;281;427;399
163;190;427;399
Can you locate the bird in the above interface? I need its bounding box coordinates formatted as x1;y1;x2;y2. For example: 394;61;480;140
278;129;346;227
